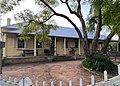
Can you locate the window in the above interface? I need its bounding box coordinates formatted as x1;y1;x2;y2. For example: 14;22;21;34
18;38;25;48
75;40;78;48
36;40;42;48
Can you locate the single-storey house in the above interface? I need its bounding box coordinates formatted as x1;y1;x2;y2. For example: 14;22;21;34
0;22;119;57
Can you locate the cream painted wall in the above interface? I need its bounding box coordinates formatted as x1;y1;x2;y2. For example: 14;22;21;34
6;33;86;57
6;34;51;57
6;34;23;56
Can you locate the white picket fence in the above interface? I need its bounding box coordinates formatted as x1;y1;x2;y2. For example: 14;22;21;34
0;74;17;86
0;64;120;86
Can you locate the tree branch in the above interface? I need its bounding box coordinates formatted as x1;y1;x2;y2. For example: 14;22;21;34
60;0;83;25
40;14;55;24
59;0;84;27
65;0;77;14
28;14;54;25
40;0;83;38
101;31;115;53
59;0;67;3
60;0;78;15
65;0;84;26
40;0;56;13
55;13;82;38
77;0;81;13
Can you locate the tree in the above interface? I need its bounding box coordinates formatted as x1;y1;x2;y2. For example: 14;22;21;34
87;0;120;53
101;1;120;53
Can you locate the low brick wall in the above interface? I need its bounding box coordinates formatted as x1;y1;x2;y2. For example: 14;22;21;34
4;56;48;64
3;55;82;65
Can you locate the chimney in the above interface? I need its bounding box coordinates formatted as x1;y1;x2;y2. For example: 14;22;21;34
7;18;11;25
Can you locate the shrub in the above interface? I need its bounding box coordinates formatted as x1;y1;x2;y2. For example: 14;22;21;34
82;53;117;73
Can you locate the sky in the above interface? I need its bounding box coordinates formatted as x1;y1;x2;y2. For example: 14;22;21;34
0;0;90;28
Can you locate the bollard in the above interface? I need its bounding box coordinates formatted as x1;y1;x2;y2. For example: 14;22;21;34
104;70;108;81
80;78;82;86
60;81;62;86
8;77;12;84
4;75;7;82
0;74;2;80
91;75;94;85
69;80;72;86
43;81;46;86
14;78;17;85
51;81;54;86
36;80;38;86
118;64;120;75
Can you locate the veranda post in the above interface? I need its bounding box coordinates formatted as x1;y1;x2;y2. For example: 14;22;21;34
0;41;5;74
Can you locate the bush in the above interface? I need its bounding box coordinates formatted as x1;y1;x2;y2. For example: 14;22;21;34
82;53;117;73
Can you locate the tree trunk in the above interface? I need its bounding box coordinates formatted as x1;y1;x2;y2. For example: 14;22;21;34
82;38;90;57
91;5;102;54
79;14;90;57
101;32;115;53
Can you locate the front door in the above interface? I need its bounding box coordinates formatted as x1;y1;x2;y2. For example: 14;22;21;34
56;38;64;55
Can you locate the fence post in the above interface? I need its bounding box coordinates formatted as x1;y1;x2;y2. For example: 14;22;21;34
0;74;2;80
60;81;62;86
4;75;7;82
36;80;38;86
91;75;94;85
118;64;120;75
80;78;82;86
69;80;72;86
104;70;108;81
8;77;12;84
51;81;54;86
43;81;46;86
22;78;25;86
14;78;17;85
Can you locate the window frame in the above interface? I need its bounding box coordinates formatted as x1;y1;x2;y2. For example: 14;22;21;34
36;40;42;48
16;37;26;49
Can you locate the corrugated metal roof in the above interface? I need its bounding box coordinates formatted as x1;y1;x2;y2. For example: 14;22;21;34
49;26;79;38
2;23;117;41
4;29;22;34
3;26;107;40
1;24;18;29
1;22;27;29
